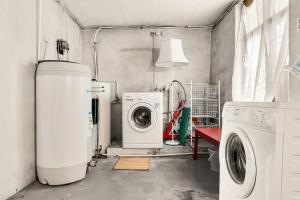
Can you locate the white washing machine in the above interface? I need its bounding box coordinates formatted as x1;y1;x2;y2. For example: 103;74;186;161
122;92;163;148
220;102;300;200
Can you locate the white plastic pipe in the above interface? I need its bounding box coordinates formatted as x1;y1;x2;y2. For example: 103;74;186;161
36;0;42;62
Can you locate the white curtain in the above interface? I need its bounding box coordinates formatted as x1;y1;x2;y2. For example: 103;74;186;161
232;0;289;102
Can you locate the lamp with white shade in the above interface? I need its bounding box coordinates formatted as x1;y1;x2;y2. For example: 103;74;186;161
156;39;188;68
156;38;188;146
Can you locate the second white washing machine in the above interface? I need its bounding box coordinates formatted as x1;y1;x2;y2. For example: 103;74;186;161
220;102;300;200
122;92;163;148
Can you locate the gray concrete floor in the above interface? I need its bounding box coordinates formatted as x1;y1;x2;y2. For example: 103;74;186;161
10;157;219;200
107;139;213;156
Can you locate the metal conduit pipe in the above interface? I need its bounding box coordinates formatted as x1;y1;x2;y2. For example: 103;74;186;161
102;152;208;158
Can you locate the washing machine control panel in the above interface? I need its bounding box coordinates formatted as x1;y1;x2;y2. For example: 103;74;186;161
223;106;277;130
249;109;267;124
250;108;277;129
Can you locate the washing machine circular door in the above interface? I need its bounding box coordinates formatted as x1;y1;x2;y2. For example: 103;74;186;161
128;102;157;133
220;127;257;198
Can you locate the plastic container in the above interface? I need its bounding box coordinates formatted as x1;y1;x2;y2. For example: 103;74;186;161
208;148;219;172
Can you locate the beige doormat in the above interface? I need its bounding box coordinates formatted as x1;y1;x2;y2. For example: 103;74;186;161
113;157;150;171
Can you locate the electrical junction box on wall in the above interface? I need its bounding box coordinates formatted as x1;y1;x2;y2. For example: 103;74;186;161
56;39;69;55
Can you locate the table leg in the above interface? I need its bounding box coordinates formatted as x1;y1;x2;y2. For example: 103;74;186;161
193;134;199;160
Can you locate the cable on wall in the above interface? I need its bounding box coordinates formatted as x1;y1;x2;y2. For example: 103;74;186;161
57;2;63;60
151;32;157;91
65;14;69;60
54;0;72;61
42;41;49;60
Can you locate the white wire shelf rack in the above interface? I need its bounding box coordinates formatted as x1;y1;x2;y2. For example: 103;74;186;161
185;81;221;147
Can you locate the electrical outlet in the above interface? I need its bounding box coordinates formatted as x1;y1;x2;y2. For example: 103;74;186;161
297;18;300;32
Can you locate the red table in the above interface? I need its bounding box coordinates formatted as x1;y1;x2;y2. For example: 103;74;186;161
193;128;222;160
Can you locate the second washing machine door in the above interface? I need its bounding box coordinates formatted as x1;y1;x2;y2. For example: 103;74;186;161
220;127;257;199
128;102;157;133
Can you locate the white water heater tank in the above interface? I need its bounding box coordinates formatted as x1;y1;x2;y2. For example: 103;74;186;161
36;61;92;185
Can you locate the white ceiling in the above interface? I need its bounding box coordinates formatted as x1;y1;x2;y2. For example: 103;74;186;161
62;0;235;28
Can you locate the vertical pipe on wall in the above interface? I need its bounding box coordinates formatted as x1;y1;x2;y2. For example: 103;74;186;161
288;69;290;103
151;32;156;91
218;80;221;128
35;0;42;179
190;80;193;148
36;0;41;63
92;44;99;81
93;27;103;81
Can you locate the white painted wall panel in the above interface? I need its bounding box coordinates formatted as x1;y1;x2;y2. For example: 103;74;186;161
0;1;36;199
0;0;83;199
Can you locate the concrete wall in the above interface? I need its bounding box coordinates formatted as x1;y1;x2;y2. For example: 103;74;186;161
210;7;236;109
83;29;211;93
211;3;292;104
0;0;82;199
289;0;300;103
82;28;212;138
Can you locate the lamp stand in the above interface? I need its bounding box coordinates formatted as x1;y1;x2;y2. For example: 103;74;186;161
165;70;180;146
